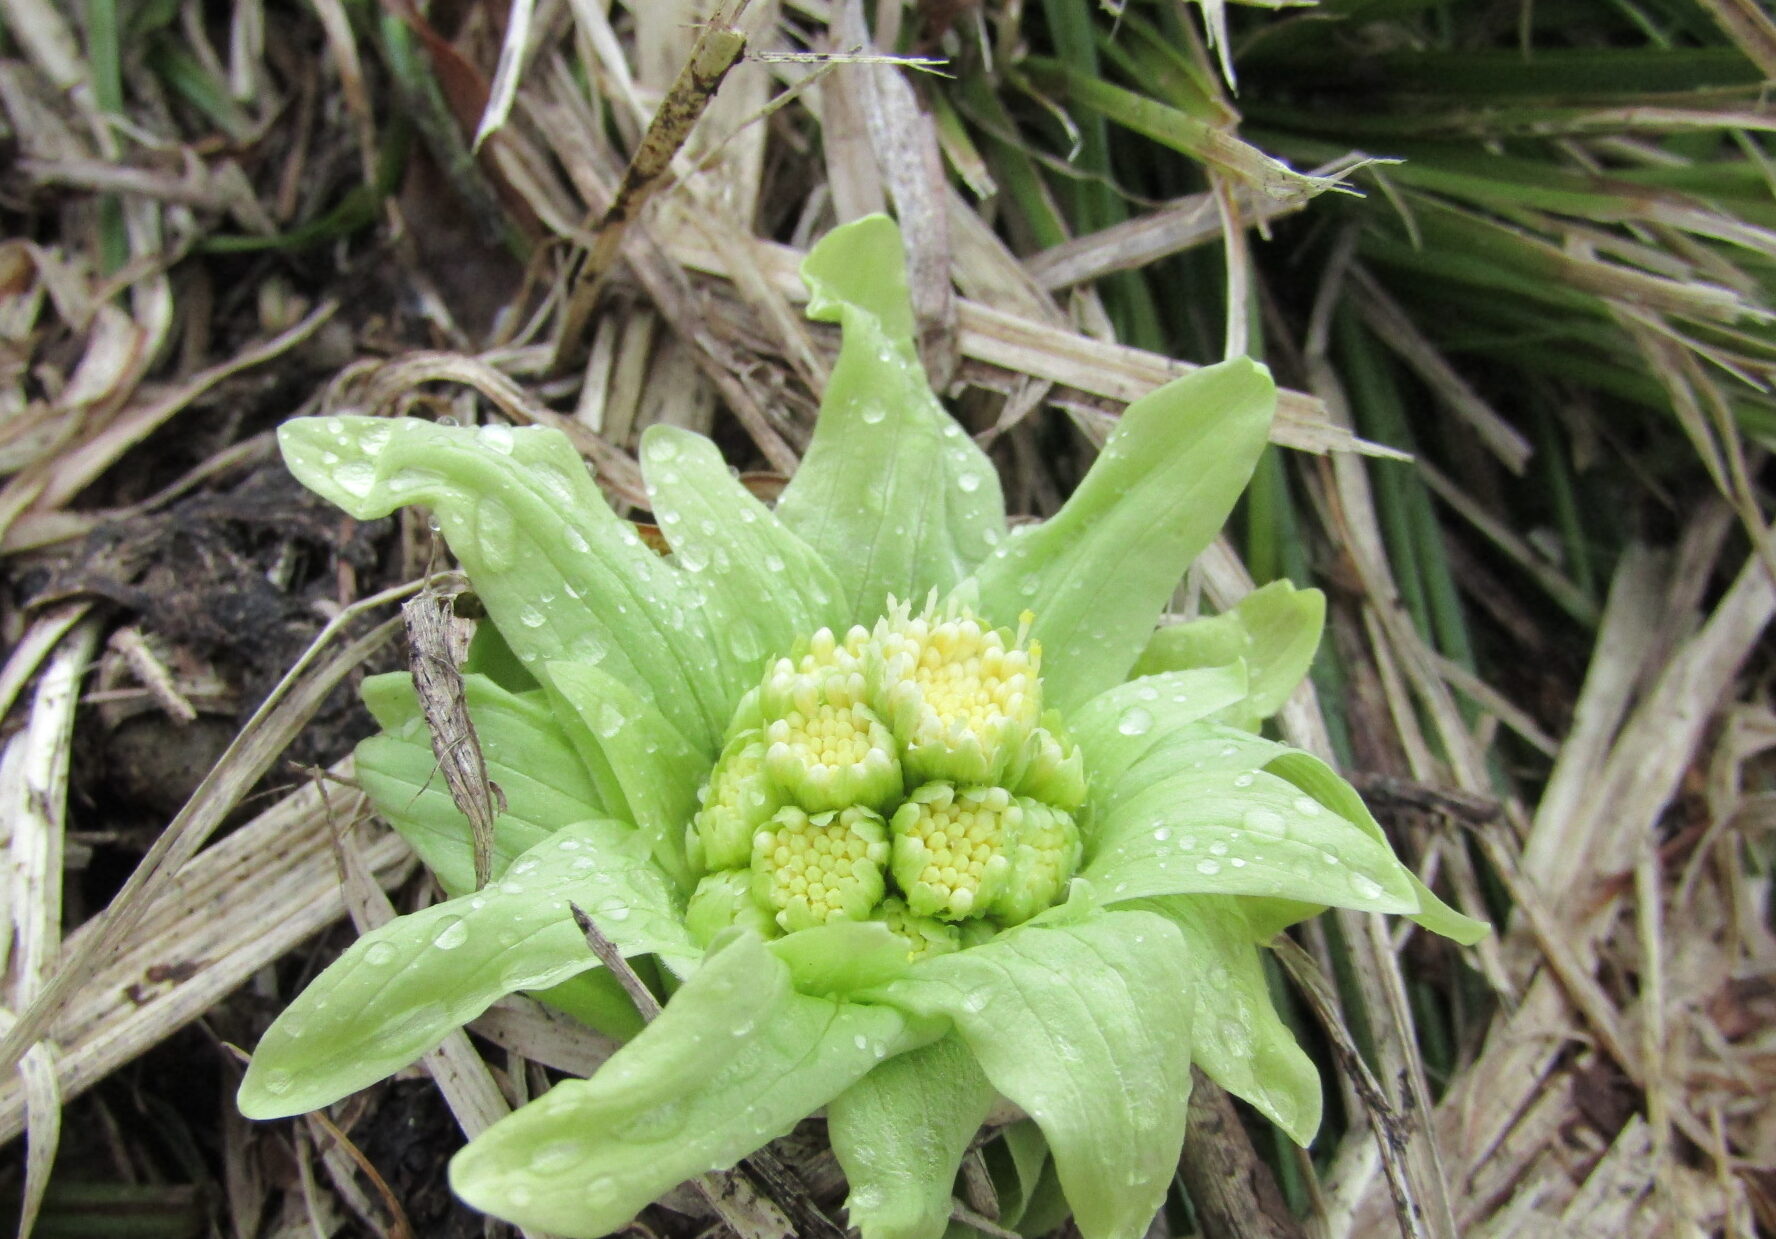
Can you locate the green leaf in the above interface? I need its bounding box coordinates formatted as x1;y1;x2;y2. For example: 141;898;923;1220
867;911;1195;1239
545;660;709;889
640;426;848;707
776;215;1007;622
1084;768;1421;914
361;672;604;815
1131;581;1326;727
463;619;540;693
450;932;922;1238
1069;665;1251;798
968;358;1275;714
1262;752;1490;944
1021;58;1345;204
1094;721;1288;824
1130;897;1322;1145
355;734;553;896
988;1120;1051;1229
769;920;921;997
354;671;607;895
529;970;648;1041
238;821;696;1119
828;1034;997;1239
278;416;727;752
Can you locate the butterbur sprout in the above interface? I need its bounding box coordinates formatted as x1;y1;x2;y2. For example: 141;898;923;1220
241;214;1487;1239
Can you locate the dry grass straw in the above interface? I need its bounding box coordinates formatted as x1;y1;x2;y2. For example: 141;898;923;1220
0;1;1771;1236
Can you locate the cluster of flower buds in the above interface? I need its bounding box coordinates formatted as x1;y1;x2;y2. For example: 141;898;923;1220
686;597;1087;957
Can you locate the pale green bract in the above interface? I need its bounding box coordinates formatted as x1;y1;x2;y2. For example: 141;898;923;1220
241;214;1487;1239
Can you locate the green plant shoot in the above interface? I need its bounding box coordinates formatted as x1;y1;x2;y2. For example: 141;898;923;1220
240;214;1487;1239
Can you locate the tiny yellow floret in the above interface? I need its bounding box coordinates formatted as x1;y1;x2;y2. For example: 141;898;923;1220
874;598;1042;785
763;699;901;813
989;799;1082;925
690;732;777;871
693;602;1087;940
873;897;962;961
751;805;890;933
890;783;1020;921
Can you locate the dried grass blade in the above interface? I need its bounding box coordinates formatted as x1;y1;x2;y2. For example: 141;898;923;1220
552;8;750;370
0;617;95;1239
832;0;957;383
35;300;337;511
0;773;414;1143
1696;0;1776;78
473;0;539;153
403;587;497;889
0;585;412;1080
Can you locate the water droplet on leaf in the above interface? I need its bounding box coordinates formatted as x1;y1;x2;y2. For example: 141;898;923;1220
1243;808;1286;835
1117;706;1153;736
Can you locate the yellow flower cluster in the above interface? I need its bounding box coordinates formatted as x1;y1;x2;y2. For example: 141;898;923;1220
688;598;1086;955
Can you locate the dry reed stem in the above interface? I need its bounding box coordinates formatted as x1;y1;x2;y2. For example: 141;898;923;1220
0;770;413;1143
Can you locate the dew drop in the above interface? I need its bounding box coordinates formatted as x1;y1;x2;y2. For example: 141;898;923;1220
1117;706;1154;736
532;1140;581;1173
958;472;982;493
1196;858;1222;875
1233;772;1255;788
764;554;785;573
517;604;546;629
324;417;345;435
476;499;518;571
1219;1018;1253;1058
649;435;679;462
564;526;590;553
729;627;762;664
364;941;398;966
261;1068;294;1095
480;423;515;454
431;916;468;950
861;404;887;425
677;543;711;573
1209;841;1229;856
1293;796;1322;817
1349;872;1385;900
509;1185;535;1207
595;702;625;738
1243;808;1286;835
332;461;376;498
1152;825;1172;842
